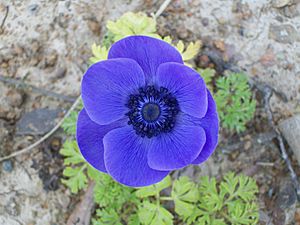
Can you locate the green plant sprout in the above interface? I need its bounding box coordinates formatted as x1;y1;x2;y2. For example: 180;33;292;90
214;73;256;133
60;140;259;225
60;11;259;225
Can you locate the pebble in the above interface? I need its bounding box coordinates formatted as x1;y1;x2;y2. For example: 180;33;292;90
214;40;226;52
45;51;58;67
28;4;39;13
5;197;20;216
2;160;13;172
274;179;297;225
272;0;293;8
269;24;299;44
201;18;209;26
87;19;101;35
7;89;24;107
279;114;300;165
281;4;299;18
244;141;252;150
54;67;67;80
16;108;62;135
50;137;61;151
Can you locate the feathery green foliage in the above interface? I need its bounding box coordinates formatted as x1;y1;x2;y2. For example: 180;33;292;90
138;201;173;225
59;138;259;225
197;67;216;91
215;72;256;132
61;110;78;135
89;43;109;64
106;12;158;41
172;174;259;225
60;140;88;193
60;11;259;225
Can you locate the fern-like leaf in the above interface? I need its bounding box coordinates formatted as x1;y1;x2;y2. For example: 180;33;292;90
215;72;256;132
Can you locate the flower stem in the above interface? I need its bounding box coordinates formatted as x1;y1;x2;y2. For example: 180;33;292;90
160;196;173;201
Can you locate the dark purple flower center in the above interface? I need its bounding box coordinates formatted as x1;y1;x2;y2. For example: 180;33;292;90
126;85;179;138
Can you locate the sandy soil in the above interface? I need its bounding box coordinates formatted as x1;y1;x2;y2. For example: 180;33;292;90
0;0;299;224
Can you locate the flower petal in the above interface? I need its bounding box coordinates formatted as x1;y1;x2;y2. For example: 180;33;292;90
147;115;206;171
192;90;219;164
108;36;183;82
76;109;126;172
156;62;208;118
81;58;145;125
103;126;169;187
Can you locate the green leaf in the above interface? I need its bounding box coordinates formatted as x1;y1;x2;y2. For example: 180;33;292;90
171;176;199;221
89;43;108;64
227;201;259;224
61;99;82;135
160;36;201;64
87;165;102;181
197;68;216;85
61;111;78;135
218;173;259;224
93;173;134;210
60;140;85;166
199;176;223;212
215;72;256;132
180;40;202;61
211;218;227;225
60;140;89;193
61;165;87;193
93;208;122;225
136;176;171;198
138;201;173;225
106;12;158;41
221;173;258;202
128;213;141;225
172;176;199;202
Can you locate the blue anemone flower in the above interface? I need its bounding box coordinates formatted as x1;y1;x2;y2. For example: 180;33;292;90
77;36;219;187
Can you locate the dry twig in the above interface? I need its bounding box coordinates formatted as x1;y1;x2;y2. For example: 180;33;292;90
262;85;300;198
0;6;9;30
0;96;81;163
0;75;76;103
67;182;95;225
154;0;172;18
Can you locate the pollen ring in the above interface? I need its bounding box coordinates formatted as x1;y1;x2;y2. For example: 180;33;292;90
126;85;179;138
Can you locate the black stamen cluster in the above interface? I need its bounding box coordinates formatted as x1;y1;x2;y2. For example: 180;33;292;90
126;85;179;138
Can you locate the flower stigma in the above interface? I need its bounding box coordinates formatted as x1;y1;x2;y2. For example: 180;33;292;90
126;85;179;138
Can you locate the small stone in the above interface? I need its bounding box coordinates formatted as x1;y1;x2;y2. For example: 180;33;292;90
269;24;299;44
50;137;61;151
273;179;297;225
2;160;13;172
87;19;101;35
57;13;70;28
244;141;252;150
13;45;24;55
7;89;24;107
198;54;210;68
279;114;300;165
295;208;300;224
0;84;23;121
260;48;276;67
28;4;39;13
281;4;300;18
201;18;209;26
54;67;67;80
16;108;62;135
272;0;293;8
5;197;20;216
214;40;226;52
45;51;58;67
30;40;41;53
